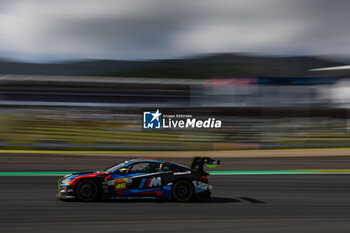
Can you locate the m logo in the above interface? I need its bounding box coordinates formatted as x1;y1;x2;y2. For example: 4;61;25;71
139;177;162;188
149;177;161;187
143;109;161;129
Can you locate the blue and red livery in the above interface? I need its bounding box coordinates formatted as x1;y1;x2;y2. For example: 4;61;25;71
57;157;219;202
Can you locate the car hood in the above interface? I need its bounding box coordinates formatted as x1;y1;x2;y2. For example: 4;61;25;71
64;171;108;180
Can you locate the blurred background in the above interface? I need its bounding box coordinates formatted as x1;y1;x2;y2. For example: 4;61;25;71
0;0;349;152
2;2;350;232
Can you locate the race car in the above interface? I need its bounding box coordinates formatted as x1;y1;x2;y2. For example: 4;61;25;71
57;157;220;202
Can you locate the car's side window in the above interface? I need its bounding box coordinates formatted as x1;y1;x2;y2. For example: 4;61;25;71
127;162;160;174
161;164;173;171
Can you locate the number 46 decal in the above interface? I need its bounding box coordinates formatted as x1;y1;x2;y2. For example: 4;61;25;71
114;178;127;191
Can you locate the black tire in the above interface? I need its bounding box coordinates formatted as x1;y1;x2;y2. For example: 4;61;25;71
75;180;99;202
172;180;194;202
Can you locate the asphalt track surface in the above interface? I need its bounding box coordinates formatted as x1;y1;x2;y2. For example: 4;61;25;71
1;154;350;232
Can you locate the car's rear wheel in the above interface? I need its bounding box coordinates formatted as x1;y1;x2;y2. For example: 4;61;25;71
172;180;194;202
75;180;98;202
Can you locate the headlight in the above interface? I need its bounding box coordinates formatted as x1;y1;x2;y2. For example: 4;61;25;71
61;179;73;185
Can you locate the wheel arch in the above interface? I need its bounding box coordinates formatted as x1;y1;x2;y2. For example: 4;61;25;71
74;178;101;201
171;177;194;187
170;178;195;202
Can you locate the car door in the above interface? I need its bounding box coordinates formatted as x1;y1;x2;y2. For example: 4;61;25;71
110;162;168;197
127;162;165;192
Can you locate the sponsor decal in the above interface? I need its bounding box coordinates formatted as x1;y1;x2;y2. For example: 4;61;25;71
149;177;161;187
143;109;222;129
139;177;162;188
114;178;127;191
174;171;191;175
115;183;126;190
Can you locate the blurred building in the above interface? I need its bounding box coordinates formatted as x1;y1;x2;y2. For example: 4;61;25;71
0;75;348;108
310;65;350;108
195;77;340;107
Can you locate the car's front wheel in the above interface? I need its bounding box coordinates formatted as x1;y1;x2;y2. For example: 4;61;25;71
172;180;194;202
75;180;99;202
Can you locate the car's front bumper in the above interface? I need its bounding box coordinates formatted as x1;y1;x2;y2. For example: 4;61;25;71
57;184;76;199
56;193;76;199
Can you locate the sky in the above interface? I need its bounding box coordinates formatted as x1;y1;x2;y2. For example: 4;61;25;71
0;0;349;61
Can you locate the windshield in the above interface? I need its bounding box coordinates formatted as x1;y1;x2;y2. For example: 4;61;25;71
105;162;126;173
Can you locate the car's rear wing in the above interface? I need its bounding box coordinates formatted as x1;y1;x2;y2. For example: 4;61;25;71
191;157;220;174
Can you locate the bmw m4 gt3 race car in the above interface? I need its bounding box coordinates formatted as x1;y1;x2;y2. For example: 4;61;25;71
57;157;220;202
